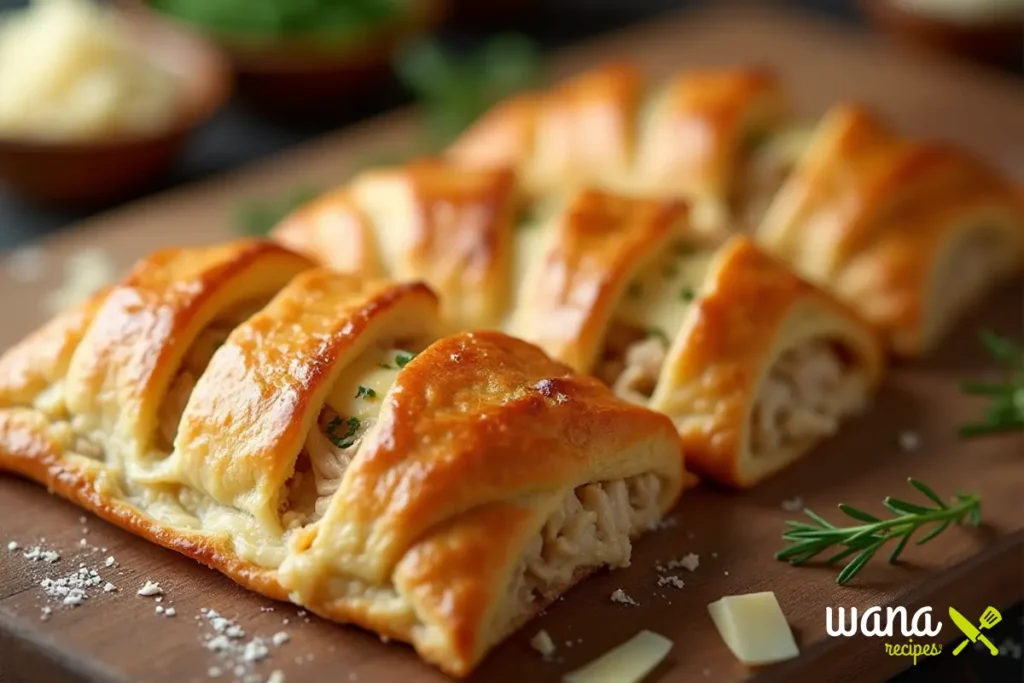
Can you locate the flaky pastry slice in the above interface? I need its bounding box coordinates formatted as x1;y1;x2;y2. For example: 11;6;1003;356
757;104;1024;355
274;159;522;331
511;191;885;487
0;239;683;677
446;61;805;234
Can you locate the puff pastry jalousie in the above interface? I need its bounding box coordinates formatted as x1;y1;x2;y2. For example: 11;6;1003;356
0;240;685;677
445;61;805;234
273;169;885;488
757;104;1024;356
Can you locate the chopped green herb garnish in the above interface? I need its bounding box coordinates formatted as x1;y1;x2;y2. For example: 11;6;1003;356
680;287;695;302
627;281;643;299
395;351;416;369
662;263;678;278
326;416;361;449
958;330;1024;437
355;386;376;400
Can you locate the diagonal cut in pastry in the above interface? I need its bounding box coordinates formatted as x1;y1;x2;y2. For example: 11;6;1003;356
0;240;683;677
511;191;885;487
446;61;809;234
274;159;523;331
757;103;1024;356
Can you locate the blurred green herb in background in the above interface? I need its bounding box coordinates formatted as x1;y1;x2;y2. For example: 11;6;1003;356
958;330;1024;437
151;0;406;39
233;33;542;236
235;186;321;237
395;33;543;147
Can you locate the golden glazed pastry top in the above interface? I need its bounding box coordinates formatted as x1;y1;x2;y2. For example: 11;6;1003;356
447;61;789;223
758;103;1024;354
0;239;684;677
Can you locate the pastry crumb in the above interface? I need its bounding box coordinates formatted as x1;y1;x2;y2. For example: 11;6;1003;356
6;541;17;552
207;667;222;678
530;629;556;657
610;588;638;606
657;575;685;589
781;496;804;512
156;605;165;614
104;556;116;567
137;581;162;597
898;430;921;452
655;515;678;530
267;671;286;683
272;631;289;646
103;582;116;593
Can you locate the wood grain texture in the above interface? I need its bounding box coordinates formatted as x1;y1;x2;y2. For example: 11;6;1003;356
1;4;1023;683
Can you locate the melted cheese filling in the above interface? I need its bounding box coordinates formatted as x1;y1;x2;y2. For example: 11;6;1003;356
493;473;663;644
595;245;715;405
732;125;813;233
750;339;867;457
279;345;417;530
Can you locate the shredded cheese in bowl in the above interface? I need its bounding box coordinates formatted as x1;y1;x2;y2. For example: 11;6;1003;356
0;0;180;141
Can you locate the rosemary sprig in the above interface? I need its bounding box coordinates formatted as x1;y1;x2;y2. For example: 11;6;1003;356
958;330;1024;438
776;478;981;585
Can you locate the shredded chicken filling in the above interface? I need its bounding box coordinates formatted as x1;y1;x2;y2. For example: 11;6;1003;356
278;343;424;530
279;407;370;529
750;339;866;456
156;299;267;450
595;322;669;406
494;472;663;641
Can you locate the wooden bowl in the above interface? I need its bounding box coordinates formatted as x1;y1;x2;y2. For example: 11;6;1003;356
0;10;231;207
860;0;1024;68
134;0;447;116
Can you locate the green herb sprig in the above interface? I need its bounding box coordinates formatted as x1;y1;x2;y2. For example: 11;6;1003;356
395;34;542;147
776;478;981;585
958;330;1024;438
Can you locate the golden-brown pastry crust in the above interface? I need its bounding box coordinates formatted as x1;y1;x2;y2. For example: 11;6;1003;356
282;329;682;673
758;103;1024;354
273;159;519;330
635;68;788;206
447;62;790;226
649;236;885;487
450;61;644;198
509;189;691;372
0;241;683;678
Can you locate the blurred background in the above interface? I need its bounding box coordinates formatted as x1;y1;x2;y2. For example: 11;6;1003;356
0;1;1020;681
0;0;1021;250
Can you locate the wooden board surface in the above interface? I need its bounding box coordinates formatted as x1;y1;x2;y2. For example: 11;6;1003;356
2;4;1024;683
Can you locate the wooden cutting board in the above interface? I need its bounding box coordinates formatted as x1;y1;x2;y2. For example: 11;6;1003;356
1;4;1023;683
